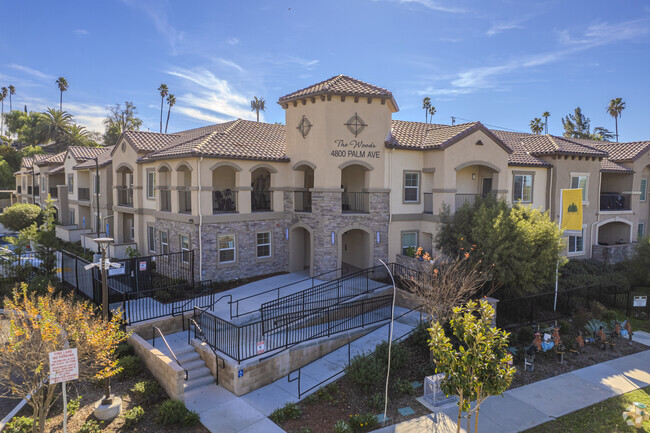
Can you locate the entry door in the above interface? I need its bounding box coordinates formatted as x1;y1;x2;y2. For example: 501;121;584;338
481;177;493;196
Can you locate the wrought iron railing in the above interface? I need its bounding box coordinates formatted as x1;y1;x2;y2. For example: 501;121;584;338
117;187;133;206
600;193;631;211
342;192;369;213
78;187;90;201
159;189;171;212
213;190;237;213
179;189;192;214
252;190;272;211
49;187;58;198
294;191;312;212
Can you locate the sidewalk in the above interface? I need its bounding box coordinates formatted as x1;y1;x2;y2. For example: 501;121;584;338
373;330;650;433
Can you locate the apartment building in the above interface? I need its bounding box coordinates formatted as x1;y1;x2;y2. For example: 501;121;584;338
14;74;650;278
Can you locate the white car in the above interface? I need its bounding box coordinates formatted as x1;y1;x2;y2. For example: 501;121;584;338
0;247;43;276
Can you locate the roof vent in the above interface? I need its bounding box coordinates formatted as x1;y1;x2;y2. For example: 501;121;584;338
475;140;484;146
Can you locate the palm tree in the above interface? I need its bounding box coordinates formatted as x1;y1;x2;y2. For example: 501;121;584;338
164;94;175;133
606;97;626;143
56;77;68;111
66;124;91;146
8;85;15;112
250;96;265;122
0;87;6;136
39;108;73;147
542;111;550;134
422;97;431;123
529;118;544;135
158;84;169;133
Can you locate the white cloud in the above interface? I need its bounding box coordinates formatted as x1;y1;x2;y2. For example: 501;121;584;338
214;58;245;73
226;37;239;45
266;55;319;69
379;0;464;13
8;64;54;81
64;103;107;133
74;29;88;36
558;19;648;46
486;21;525;36
121;0;184;53
174;107;229;124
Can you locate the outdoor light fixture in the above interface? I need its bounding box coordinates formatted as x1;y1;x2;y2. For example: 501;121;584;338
376;231;380;244
331;231;335;245
472;173;477;180
285;228;289;240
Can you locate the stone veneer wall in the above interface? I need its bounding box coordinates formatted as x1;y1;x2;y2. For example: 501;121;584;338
153;219;200;280
592;244;636;265
129;333;186;401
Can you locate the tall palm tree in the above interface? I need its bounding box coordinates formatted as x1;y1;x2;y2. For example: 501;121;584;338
250;96;265;122
529;118;544;135
164;94;175;133
8;85;15;112
66;124;91;146
0;87;6;136
542;111;550;134
158;84;169;133
606;97;626;143
39;108;73;147
56;77;68;111
429;105;436;124
422;97;431;123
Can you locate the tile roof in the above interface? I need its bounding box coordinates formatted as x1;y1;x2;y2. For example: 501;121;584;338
121;131;182;153
600;159;633;173
73;146;115;170
593;141;650;162
141;119;289;162
490;130;551;167
67;146;111;161
36;151;66;166
518;135;608;157
47;165;65;175
278;74;398;110
33;154;49;163
21;157;34;169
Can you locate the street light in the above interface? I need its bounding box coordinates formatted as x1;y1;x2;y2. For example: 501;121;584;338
93;237;113;322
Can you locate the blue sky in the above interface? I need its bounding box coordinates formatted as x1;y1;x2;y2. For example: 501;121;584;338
1;1;649;141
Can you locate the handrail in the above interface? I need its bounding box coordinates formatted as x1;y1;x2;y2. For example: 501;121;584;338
170;280;216;316
187;316;220;385
152;326;189;381
231;267;343;318
203;294;233;318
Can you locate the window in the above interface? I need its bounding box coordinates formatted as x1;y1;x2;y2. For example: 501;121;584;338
146;170;156;199
160;231;169;255
570;175;588;202
147;226;156;252
94;174;100;195
401;231;417;255
69;209;75;225
404;172;420;203
513;174;533;203
568;229;584;254
218;235;236;263
639;222;646;240
641;178;647;202
180;234;190;263
256;232;271;258
67;174;74;194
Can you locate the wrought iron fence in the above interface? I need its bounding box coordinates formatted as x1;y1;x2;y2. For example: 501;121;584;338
213;190;237;213
0;251;41;286
342;192;369;213
252;190;272;211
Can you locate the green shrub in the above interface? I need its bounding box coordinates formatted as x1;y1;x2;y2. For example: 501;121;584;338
368;393;384;412
557;320;572;337
349;413;378;432
79;420;103;433
325;382;339;395
305;392;319;405
122;406;145;428
346;352;385;392
601;309;618;322
269;402;302;424
572;308;594;331
156;399;200;426
66;395;82;417
334;420;353;433
117;355;143;379
374;341;408;370
517;326;534;345
392;378;415;396
5;416;33;433
0;203;42;231
131;379;165;406
300;428;313;433
115;342;135;359
408;320;431;350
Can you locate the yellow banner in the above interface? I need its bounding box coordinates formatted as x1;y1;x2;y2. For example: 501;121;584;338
561;189;583;231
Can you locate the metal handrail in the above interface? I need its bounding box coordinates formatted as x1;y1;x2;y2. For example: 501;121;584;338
152;326;189;381
230;267;343;319
202;294;233;318
169;281;217;316
187;317;221;385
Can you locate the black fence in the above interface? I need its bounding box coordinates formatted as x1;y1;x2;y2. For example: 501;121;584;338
194;294;394;363
496;284;632;331
0;251;41;286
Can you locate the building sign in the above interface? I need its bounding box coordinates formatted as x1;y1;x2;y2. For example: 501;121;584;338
49;348;79;384
108;263;125;276
238;369;244;378
634;296;647;307
330;139;380;159
139;261;147;271
256;340;266;354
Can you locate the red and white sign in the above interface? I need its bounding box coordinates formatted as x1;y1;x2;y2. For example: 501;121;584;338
256;341;265;355
139;261;147;271
49;348;79;384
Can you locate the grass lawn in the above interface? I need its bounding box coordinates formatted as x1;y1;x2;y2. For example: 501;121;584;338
525;385;650;433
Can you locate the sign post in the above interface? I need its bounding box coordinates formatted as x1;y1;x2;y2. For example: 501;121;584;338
49;348;79;433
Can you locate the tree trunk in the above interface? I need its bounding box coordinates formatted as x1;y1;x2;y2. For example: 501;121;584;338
165;107;172;133
615;116;619;143
457;405;462;433
160;97;164;133
59;92;62;112
256;109;259;122
467;412;471;433
475;405;480;433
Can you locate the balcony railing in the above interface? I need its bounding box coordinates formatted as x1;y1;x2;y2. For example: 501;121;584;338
600;193;631;211
27;186;32;195
16;186;21;194
78;187;90;201
213;190;237;213
252;190;272;212
424;193;433;214
117;187;133;207
455;193;481;209
160;189;171;212
179;190;192;214
294;191;312;212
49;187;58;198
342;192;369;213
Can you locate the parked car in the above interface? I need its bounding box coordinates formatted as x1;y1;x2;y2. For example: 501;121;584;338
0;247;42;277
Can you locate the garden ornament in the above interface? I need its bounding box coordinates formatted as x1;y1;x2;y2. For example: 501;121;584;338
622;402;649;428
625;320;633;345
575;331;584;353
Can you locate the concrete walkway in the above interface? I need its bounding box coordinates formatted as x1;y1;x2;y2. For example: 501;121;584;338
374;330;650;433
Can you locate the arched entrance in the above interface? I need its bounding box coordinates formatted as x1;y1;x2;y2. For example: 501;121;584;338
289;226;312;273
341;229;370;275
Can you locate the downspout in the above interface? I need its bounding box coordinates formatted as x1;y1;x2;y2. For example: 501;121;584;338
95;157;100;238
198;157;204;280
590;169;603;258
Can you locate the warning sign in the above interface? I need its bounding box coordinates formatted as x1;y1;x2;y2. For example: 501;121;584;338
139;261;147;271
256;341;265;355
49;348;79;384
634;296;647;307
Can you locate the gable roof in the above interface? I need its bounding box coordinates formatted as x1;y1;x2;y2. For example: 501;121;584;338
140;119;289;162
112;131;182;156
592;141;650;162
66;146;110;162
20;157;34;169
600;159;633;173
278;74;398;111
490;130;551;167
73;146;115;170
517;134;608;157
35;151;66;166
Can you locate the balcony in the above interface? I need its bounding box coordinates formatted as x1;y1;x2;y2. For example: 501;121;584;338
213;190;237;213
159;189;171;212
600;193;631;211
16;186;21;194
49;187;58;198
252;190;272;212
117;187;133;207
78;187;90;201
424;193;433;214
342;192;369;213
294;191;312;212
179;189;192;214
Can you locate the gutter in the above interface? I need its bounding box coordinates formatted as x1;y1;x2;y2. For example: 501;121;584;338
198;157;203;280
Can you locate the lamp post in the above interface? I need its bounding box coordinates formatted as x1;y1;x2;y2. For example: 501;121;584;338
93;237;113;322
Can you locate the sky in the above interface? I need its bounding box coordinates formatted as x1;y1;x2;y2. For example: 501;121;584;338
1;0;649;141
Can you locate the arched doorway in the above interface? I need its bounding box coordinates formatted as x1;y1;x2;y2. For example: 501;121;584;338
289;226;312;273
341;229;370;274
